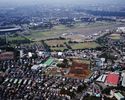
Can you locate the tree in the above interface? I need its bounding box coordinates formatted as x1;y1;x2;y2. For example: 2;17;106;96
57;63;65;68
60;88;75;98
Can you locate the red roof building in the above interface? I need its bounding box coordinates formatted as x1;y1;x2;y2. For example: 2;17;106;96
105;73;119;86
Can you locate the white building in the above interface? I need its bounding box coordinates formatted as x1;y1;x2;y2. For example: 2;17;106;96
114;92;125;100
96;74;107;83
117;27;125;33
28;52;32;58
122;73;125;87
19;50;23;58
31;65;41;71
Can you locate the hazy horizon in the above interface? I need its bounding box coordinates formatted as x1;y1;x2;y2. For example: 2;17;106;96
0;0;125;7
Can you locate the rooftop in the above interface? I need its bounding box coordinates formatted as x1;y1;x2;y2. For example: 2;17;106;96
43;57;54;66
106;72;119;86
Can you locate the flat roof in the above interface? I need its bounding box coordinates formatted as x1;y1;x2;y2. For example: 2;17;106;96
44;58;54;66
31;65;40;70
114;92;124;98
96;74;107;82
106;73;119;85
122;73;125;87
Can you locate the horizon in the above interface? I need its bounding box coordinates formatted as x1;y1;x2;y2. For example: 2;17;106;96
0;0;125;7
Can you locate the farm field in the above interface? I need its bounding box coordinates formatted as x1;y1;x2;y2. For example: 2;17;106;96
44;39;68;46
50;47;67;51
44;39;69;51
69;42;101;50
44;38;101;51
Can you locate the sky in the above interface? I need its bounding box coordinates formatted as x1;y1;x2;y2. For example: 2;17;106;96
0;0;124;7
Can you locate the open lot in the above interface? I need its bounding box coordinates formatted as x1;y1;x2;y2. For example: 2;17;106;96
65;60;91;79
74;59;91;65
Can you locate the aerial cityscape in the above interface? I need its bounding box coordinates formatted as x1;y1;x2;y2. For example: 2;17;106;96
0;0;125;100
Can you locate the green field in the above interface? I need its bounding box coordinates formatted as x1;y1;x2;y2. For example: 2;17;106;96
26;21;122;41
109;34;121;40
50;47;67;51
1;21;124;43
0;34;29;44
8;36;26;41
45;38;101;51
44;39;69;51
69;42;101;49
45;39;68;46
28;25;69;41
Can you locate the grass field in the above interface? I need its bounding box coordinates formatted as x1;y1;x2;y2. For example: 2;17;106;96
109;34;121;40
2;21;124;43
26;21;124;41
28;25;69;41
0;34;29;45
69;42;101;49
50;47;67;51
44;39;69;51
45;39;68;46
8;36;26;41
45;38;101;51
